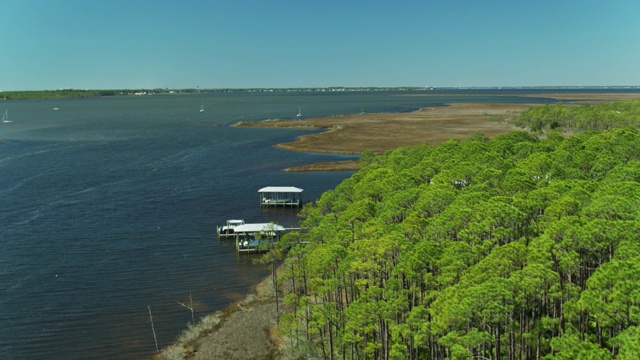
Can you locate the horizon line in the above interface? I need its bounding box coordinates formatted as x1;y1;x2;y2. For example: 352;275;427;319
3;85;640;93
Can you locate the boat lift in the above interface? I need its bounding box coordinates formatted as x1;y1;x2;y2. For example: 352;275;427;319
233;222;286;253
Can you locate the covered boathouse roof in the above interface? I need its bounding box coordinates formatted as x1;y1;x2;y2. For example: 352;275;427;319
233;223;287;233
258;186;303;193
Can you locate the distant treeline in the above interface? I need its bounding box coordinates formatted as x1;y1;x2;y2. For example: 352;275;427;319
514;100;640;132
0;87;431;100
274;127;640;359
0;89;124;100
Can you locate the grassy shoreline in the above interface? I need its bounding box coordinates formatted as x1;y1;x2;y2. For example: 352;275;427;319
234;102;531;171
235;92;640;171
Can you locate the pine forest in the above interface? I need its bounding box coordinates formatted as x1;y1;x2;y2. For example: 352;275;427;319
274;100;640;359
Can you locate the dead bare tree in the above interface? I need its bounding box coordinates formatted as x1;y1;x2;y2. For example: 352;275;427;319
177;291;195;325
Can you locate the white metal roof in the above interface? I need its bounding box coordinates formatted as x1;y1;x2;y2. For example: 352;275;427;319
233;223;286;233
258;186;303;193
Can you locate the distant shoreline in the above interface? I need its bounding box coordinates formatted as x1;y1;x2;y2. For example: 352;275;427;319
3;87;639;101
0;87;429;100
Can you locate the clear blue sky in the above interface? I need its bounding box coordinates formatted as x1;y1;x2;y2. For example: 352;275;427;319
2;0;640;90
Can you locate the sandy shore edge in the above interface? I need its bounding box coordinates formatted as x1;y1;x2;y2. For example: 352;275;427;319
157;273;287;360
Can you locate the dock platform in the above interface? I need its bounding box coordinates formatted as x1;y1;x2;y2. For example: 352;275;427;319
216;219;245;239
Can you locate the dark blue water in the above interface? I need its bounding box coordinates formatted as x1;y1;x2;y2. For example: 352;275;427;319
1;89;635;359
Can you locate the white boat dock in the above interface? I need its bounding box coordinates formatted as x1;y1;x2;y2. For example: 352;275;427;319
233;222;287;253
259;186;303;207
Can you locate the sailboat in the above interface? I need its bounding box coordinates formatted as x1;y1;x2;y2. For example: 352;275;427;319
296;106;302;118
199;103;205;113
2;110;10;123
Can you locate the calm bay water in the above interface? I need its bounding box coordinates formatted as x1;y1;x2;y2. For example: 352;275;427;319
1;89;635;359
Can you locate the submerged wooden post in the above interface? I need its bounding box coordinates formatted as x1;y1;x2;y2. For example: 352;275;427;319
147;306;159;353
